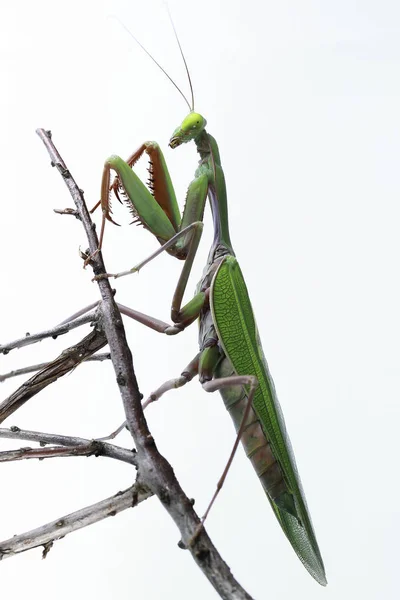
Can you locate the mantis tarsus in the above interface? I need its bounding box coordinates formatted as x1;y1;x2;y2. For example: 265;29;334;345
92;22;327;586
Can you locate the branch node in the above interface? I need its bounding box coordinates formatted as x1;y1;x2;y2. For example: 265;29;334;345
143;434;155;448
195;547;211;562
159;488;171;506
116;374;126;386
88;440;103;457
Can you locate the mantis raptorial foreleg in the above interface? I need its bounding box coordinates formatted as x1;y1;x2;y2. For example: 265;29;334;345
87;140;209;267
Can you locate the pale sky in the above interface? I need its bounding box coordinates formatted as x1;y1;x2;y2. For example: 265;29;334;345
1;1;400;598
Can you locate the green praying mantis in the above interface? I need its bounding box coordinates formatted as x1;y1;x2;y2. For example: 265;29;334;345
91;21;327;586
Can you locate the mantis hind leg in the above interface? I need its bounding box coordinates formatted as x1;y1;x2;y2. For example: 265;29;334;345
190;374;259;538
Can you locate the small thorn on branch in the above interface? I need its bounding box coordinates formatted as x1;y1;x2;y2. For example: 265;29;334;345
42;541;53;559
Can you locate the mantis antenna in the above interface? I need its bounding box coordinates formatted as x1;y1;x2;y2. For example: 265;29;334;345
164;3;195;112
112;14;195;112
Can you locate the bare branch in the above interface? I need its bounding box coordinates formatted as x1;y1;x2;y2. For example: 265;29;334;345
0;326;107;424
0;310;97;355
0;482;152;561
0;352;110;383
0;441;102;463
0;352;111;383
36;129;254;600
0;426;137;466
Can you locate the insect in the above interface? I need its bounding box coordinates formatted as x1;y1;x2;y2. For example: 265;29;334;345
93;21;327;586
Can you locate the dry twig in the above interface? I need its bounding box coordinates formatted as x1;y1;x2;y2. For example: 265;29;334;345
0;427;137;466
0;310;97;355
0;325;107;424
0;352;110;383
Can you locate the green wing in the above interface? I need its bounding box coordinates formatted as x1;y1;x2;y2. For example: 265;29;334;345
210;255;326;585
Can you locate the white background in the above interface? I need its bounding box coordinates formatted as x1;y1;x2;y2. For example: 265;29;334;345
1;0;400;598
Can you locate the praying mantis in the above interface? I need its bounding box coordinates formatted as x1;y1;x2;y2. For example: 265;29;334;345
91;22;327;586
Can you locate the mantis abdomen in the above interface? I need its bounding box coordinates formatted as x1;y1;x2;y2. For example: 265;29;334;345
216;357;290;505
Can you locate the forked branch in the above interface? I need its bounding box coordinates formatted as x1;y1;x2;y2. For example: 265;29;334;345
0;353;110;383
0;427;138;466
0;309;97;355
0;324;107;424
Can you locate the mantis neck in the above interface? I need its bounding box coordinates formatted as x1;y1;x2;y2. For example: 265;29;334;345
195;131;234;255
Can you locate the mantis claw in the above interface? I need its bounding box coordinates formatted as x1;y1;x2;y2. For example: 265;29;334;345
96;420;128;441
92;272;118;282
187;520;205;547
82;247;100;268
114;267;139;279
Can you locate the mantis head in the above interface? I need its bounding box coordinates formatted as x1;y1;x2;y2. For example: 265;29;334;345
169;112;207;148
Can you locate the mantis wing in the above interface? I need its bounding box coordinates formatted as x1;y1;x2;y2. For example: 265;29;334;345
210;255;327;586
